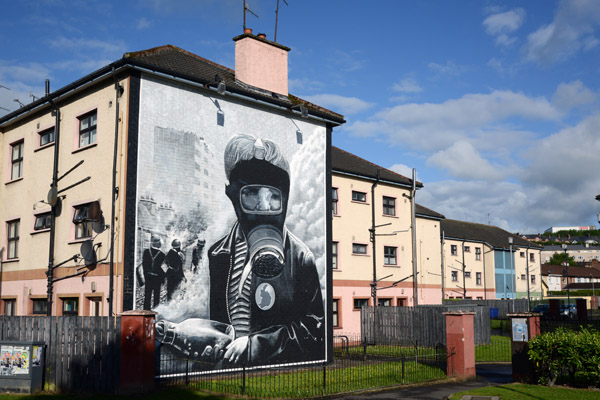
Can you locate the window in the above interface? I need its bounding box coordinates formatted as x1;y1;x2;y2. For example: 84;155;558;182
520;251;525;258
351;191;366;203
384;246;397;265
378;298;392;307
352;243;367;255
475;247;481;260
464;246;470;252
332;299;340;328
10;141;24;180
451;245;457;256
332;188;339;215
476;272;482;285
34;212;52;231
32;299;47;315
78;110;97;148
529;253;535;262
451;271;458;281
6;220;19;259
464;271;471;278
353;298;369;310
521;274;526;280
382;196;395;216
3;299;16;316
531;275;536;284
39;127;55;147
73;202;99;239
62;298;79;315
332;242;338;270
88;297;102;316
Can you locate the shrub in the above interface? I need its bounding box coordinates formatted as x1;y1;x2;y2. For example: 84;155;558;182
529;327;600;387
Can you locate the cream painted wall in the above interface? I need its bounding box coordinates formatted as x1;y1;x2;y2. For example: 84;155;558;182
0;77;129;316
442;239;488;299
416;217;443;304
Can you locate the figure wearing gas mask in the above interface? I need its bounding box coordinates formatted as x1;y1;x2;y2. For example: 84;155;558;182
156;135;325;367
214;134;325;366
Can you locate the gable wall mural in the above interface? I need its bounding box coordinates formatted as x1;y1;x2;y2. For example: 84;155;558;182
133;74;329;372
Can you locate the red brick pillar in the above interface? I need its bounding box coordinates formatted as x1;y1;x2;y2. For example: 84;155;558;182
508;313;541;382
119;310;157;393
444;312;476;380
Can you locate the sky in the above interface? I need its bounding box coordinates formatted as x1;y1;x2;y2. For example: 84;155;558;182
1;0;599;234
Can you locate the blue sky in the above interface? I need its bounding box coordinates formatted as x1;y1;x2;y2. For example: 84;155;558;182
1;0;599;234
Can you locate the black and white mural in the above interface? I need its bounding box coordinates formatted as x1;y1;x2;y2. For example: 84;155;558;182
134;75;328;370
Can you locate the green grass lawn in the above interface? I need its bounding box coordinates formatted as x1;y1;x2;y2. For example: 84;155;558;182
449;383;600;400
191;360;447;398
475;335;511;362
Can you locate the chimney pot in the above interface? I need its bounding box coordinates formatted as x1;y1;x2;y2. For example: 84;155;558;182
244;28;253;35
258;33;266;39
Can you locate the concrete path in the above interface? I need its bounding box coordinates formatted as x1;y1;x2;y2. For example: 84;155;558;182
333;364;512;400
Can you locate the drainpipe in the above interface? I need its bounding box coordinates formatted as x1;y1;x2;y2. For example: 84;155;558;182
109;67;123;316
526;246;531;310
370;169;380;309
46;79;60;316
410;169;417;306
462;239;467;299
441;231;445;300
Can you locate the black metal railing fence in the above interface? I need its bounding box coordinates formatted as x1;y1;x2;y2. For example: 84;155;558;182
156;334;448;398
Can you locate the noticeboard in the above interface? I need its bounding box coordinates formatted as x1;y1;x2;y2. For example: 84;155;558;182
511;318;528;342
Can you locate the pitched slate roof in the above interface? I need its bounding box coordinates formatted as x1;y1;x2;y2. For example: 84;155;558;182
441;219;541;249
416;204;445;220
331;146;422;188
1;44;345;127
542;263;600;278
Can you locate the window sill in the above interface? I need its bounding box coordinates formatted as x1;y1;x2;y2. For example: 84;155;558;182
351;201;369;205
333;214;341;218
383;264;401;268
5;177;23;185
68;237;92;245
333;326;343;330
382;214;398;218
351;253;369;257
31;229;50;235
72;142;97;154
2;258;19;264
333;268;342;272
34;143;55;152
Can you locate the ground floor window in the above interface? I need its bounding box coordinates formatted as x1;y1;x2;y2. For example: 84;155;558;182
332;299;340;328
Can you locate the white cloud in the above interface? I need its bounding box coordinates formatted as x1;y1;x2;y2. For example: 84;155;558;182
388;163;413;179
0;62;50;84
392;77;422;93
49;36;125;56
427;141;503;181
346;89;559;151
302;94;374;115
483;8;526;35
483;8;525;47
137;17;151;30
551;80;596;110
427;61;468;76
522;0;600;64
420;113;600;233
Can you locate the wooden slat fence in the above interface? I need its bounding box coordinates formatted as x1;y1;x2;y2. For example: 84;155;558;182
442;299;528;318
361;304;491;346
0;316;120;393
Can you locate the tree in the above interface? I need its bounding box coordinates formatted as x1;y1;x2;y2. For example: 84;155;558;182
547;252;575;266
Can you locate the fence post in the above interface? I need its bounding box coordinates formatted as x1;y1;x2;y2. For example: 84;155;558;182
443;311;476;380
241;365;246;395
322;363;326;393
118;310;156;393
363;336;367;361
401;355;405;384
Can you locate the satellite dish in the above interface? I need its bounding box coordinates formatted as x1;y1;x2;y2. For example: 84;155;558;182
80;240;97;270
47;186;58;207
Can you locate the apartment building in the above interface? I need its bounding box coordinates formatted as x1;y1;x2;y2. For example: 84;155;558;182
440;219;542;300
331;147;445;333
0;30;344;329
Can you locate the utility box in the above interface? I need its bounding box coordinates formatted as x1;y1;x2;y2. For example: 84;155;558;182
507;313;540;382
0;341;45;394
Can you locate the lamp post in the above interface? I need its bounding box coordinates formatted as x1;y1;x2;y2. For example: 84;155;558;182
592;273;596;311
562;243;570;306
509;236;514;312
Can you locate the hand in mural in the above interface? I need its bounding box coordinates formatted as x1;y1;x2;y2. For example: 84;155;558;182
200;343;225;362
224;335;249;365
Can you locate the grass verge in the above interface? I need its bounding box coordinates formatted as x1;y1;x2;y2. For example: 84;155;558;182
475;335;511;362
449;383;600;400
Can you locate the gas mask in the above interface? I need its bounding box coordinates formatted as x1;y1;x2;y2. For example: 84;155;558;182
226;159;289;284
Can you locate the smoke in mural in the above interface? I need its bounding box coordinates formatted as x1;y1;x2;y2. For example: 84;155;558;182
134;76;328;370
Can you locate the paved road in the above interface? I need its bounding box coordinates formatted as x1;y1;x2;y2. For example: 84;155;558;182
334;364;512;400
